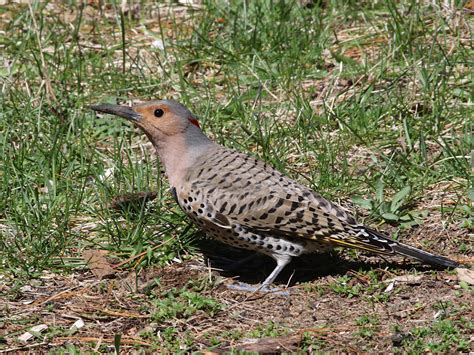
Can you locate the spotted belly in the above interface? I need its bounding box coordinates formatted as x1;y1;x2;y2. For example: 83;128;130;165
172;187;332;258
188;211;331;257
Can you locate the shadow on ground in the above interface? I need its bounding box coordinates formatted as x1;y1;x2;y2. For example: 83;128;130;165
194;238;435;286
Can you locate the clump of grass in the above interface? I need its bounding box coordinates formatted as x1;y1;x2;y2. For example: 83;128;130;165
401;319;471;352
355;314;380;339
151;287;221;322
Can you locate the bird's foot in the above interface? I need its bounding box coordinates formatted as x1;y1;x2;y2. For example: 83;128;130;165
226;281;290;296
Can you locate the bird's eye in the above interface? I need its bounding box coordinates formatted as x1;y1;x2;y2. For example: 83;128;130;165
154;108;164;118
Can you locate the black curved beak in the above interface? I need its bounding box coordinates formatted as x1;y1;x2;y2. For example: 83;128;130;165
90;104;141;122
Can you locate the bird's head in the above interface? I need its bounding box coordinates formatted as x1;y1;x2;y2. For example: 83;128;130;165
90;99;201;142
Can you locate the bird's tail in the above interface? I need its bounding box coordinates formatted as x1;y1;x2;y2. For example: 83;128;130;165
389;240;460;268
363;227;460;268
328;226;460;268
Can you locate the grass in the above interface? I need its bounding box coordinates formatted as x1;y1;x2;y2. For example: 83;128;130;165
0;0;472;352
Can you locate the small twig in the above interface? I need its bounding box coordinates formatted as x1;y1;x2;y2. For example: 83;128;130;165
113;238;174;269
34;286;82;305
100;308;150;319
285;269;296;288
54;336;150;346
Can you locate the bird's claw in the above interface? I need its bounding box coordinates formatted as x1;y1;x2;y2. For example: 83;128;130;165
226;281;290;296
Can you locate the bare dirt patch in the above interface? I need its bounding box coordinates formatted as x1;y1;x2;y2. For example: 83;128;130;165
1;238;472;352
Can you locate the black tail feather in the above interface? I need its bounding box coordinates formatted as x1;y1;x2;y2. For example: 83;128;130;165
391;242;460;268
364;227;460;269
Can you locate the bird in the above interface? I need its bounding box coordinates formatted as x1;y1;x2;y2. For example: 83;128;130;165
90;99;460;290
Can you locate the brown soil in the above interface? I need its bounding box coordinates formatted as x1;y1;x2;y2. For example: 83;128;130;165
1;228;472;352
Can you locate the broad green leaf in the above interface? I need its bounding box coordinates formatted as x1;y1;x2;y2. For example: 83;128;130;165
390;186;411;212
399;214;412;221
468;188;474;202
375;179;384;203
382;212;399;221
352;196;373;210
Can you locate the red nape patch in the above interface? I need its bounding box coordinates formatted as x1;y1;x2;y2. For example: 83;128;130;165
188;117;200;128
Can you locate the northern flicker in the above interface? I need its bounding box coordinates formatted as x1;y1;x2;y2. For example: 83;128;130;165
91;100;460;288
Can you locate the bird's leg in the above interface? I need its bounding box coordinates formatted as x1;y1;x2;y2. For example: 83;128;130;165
226;254;292;294
261;254;292;287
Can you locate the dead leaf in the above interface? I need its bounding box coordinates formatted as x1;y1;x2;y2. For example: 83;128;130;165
384;274;424;284
456;268;474;285
233;334;302;352
18;324;48;342
83;250;116;280
384;281;395;293
70;319;85;331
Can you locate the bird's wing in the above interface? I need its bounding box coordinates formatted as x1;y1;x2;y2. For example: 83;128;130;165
225;186;396;254
186;150;395;255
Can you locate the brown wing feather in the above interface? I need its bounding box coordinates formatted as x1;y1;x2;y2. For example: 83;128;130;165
186;148;360;242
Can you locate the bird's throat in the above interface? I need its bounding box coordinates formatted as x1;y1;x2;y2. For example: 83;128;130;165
154;133;215;188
